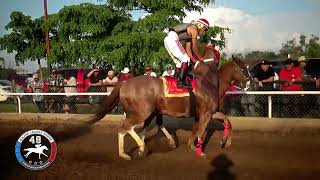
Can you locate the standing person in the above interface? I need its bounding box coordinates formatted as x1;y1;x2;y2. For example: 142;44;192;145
27;73;45;113
119;67;134;82
164;18;210;88
103;70;118;94
253;60;275;116
47;69;64;112
297;56;315;90
87;67;103;104
143;66;157;77
279;59;303;117
253;60;275;90
279;59;302;91
224;80;242;116
162;69;175;77
63;72;78;114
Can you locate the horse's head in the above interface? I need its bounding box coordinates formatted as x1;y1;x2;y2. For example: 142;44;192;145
218;56;253;90
230;56;254;90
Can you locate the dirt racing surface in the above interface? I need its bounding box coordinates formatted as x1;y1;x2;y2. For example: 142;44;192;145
1;113;320;180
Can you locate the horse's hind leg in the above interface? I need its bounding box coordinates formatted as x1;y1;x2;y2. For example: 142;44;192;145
156;115;176;148
118;117;146;160
140;113;156;142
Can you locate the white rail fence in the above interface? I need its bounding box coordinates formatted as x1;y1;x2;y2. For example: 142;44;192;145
1;91;320;118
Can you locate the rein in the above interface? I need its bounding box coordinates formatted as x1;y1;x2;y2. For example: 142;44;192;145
194;58;216;69
232;61;251;81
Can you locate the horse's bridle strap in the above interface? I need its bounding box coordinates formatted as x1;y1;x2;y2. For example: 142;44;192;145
233;62;250;81
194;58;216;69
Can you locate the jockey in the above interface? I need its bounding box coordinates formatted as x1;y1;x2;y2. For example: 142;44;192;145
164;18;210;88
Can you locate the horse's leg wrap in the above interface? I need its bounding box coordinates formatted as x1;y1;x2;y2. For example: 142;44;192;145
160;125;176;148
127;127;145;155
223;120;232;137
195;138;204;156
118;131;131;160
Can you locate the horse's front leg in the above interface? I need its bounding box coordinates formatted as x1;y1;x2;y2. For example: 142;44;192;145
211;112;232;148
188;122;199;151
193;112;212;157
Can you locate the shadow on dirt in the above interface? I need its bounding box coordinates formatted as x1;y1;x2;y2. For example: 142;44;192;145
207;154;236;180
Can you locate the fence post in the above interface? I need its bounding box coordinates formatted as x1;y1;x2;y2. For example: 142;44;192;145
268;95;272;118
16;96;21;114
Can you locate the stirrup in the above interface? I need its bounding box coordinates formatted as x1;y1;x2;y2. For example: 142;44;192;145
177;81;192;89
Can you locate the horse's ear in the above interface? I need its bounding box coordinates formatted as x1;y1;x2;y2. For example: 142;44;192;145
232;56;245;66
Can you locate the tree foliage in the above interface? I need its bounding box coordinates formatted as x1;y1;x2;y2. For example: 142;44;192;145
279;34;320;59
0;12;46;64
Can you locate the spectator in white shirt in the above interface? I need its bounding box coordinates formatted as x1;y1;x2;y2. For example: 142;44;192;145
63;73;77;113
144;66;157;77
103;70;118;94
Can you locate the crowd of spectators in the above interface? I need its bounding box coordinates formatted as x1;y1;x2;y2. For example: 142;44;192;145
224;55;320;117
23;65;160;113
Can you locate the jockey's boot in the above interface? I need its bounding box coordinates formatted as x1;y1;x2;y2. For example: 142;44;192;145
177;63;191;89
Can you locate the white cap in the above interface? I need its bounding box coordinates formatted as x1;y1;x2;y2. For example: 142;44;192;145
121;67;130;74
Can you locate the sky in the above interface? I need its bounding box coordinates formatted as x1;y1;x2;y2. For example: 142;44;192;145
1;0;320;73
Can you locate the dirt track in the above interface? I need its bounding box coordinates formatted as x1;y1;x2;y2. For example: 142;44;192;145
1;113;320;180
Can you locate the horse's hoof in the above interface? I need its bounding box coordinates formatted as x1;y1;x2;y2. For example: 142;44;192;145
119;153;131;160
169;141;177;149
220;136;232;149
199;153;207;159
195;151;207;159
188;144;196;152
137;146;146;157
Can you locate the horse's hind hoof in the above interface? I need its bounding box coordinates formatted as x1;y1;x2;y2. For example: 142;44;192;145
169;141;177;149
119;153;132;160
220;136;232;149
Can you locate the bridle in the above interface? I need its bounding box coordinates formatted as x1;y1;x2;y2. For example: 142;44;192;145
232;61;253;90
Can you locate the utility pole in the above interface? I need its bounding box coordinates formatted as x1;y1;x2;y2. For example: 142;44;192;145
41;0;50;80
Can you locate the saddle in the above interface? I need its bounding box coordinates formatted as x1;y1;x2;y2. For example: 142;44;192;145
160;75;196;97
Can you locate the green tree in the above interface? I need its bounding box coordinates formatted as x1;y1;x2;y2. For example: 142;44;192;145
0;11;46;78
278;34;320;59
244;51;278;60
0;57;4;68
305;35;320;57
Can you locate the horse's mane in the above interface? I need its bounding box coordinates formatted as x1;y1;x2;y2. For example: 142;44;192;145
232;56;247;69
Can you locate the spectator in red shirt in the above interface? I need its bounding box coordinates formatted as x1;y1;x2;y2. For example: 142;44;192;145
119;67;134;82
279;59;302;117
279;59;303;91
224;80;243;116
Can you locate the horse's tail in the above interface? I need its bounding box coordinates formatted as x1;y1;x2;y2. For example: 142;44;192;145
87;83;122;124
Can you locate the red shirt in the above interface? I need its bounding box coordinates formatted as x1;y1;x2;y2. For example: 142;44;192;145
279;67;302;91
119;73;134;82
225;85;241;98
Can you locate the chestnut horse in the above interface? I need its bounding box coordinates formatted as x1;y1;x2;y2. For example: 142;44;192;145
139;54;252;152
88;46;250;160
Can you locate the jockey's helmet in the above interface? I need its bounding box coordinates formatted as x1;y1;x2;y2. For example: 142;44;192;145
195;18;210;30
